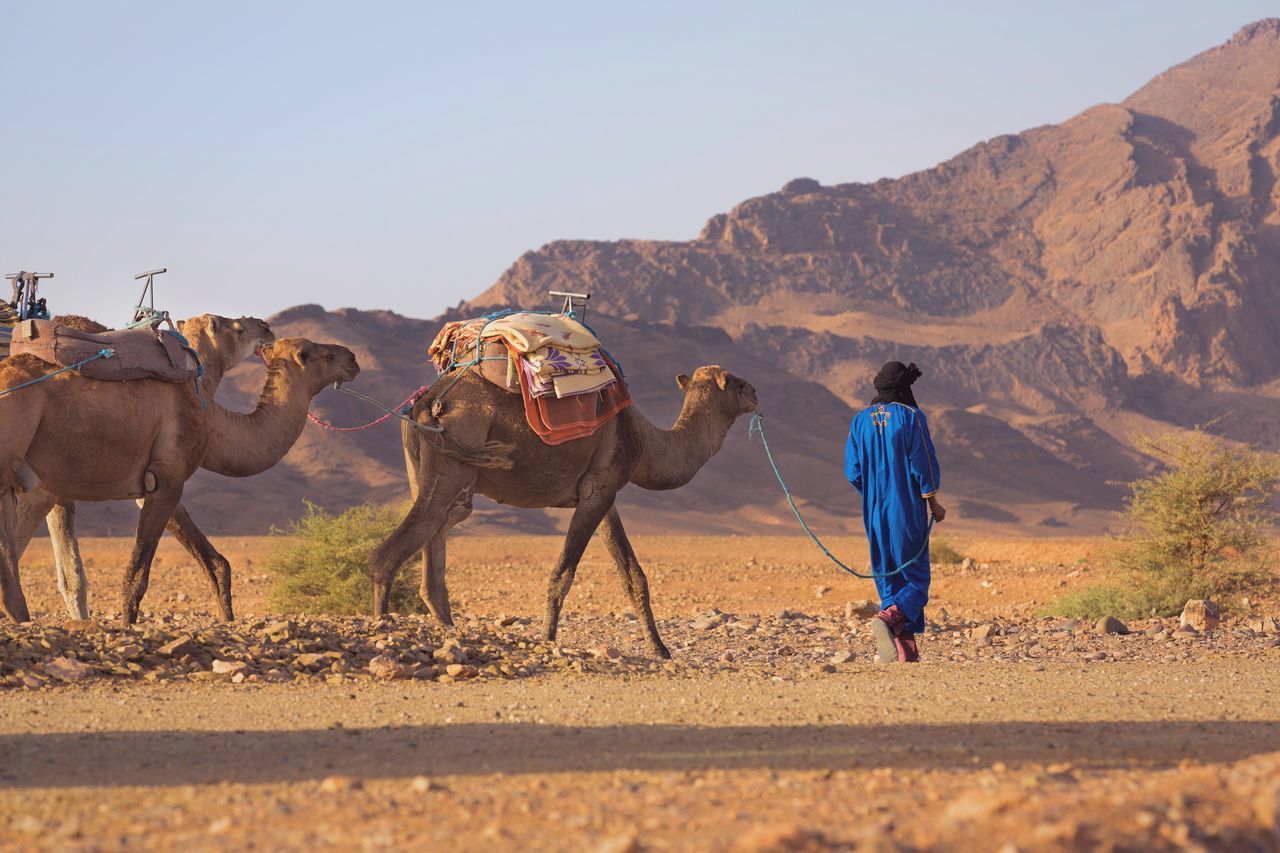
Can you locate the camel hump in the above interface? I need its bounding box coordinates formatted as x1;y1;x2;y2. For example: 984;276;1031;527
9;320;201;384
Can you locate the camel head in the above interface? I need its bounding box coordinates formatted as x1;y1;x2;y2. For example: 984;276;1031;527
177;314;276;366
261;338;360;394
675;365;758;419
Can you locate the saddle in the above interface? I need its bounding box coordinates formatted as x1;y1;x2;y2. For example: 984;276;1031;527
429;311;633;445
8;319;201;383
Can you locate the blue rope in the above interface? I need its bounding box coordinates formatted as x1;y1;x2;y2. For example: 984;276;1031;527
748;413;932;580
0;348;116;399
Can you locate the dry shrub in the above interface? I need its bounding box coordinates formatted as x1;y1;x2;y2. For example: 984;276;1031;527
267;501;424;615
930;538;965;565
1053;427;1280;619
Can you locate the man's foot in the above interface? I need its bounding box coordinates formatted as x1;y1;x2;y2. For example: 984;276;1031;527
896;632;920;663
871;605;908;663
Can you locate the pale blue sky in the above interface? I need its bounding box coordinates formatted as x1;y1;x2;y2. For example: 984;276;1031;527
2;2;1274;325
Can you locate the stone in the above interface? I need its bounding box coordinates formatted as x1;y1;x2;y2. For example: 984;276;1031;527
845;600;879;620
818;663;837;673
156;634;196;658
813;585;831;599
1083;651;1107;661
43;657;94;682
446;664;478;679
1180;599;1220;632
829;650;853;664
1093;616;1129;635
433;641;467;665
588;645;623;661
972;623;999;641
318;775;363;793
210;659;248;675
262;620;295;643
960;557;974;571
691;611;726;631
408;775;441;793
295;652;330;669
367;654;407;680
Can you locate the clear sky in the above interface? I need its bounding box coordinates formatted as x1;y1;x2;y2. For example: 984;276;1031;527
2;1;1274;325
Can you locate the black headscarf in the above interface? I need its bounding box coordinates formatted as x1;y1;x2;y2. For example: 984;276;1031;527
871;361;922;408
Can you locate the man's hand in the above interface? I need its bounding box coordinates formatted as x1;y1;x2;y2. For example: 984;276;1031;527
927;495;947;523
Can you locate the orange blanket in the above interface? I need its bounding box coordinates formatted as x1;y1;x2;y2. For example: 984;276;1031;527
519;354;633;446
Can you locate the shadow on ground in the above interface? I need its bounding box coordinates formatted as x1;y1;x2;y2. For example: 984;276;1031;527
6;720;1278;788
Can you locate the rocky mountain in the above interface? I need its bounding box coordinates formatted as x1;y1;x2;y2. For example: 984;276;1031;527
72;20;1280;538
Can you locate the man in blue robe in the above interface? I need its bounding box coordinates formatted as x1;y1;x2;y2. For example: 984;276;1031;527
844;361;945;663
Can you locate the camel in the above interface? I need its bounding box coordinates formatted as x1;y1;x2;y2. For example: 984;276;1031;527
12;314;275;620
368;364;757;658
0;335;359;624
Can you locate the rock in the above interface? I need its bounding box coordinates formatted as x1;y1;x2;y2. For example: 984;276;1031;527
972;623;999;641
210;659;248;675
408;775;441;793
114;643;144;660
588;645;623;662
844;600;879;620
1172;626;1199;641
961;557;975;571
433;641;467;665
1083;651;1107;661
691;611;727;631
829;650;853;664
1051;619;1079;633
445;663;478;679
368;654;407;680
719;650;736;664
295;652;330;669
730;823;829;852
1180;599;1220;632
1093;616;1129;635
593;832;642;853
818;663;837;673
262;620;295;643
813;585;830;599
318;775;363;793
156;634;196;658
43;657;94;682
1249;617;1278;635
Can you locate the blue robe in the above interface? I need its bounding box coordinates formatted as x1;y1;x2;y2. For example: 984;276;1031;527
844;402;940;634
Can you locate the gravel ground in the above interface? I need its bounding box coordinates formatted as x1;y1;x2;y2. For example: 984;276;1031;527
3;533;1279;850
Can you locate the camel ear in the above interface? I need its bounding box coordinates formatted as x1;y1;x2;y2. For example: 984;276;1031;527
207;316;221;334
715;372;728;391
676;374;691;392
175;319;185;334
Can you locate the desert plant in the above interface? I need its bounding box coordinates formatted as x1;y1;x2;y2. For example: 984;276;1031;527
930;538;965;565
268;501;425;615
1050;427;1280;618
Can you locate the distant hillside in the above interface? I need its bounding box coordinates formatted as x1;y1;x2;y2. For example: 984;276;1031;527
72;20;1280;537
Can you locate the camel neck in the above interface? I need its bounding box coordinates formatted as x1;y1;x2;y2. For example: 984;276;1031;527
630;392;732;491
200;363;313;476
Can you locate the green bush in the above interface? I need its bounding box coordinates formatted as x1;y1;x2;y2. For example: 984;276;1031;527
930;538;965;565
267;501;425;615
1049;427;1280;619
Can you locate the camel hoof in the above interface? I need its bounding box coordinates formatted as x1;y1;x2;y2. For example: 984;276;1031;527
652;643;671;660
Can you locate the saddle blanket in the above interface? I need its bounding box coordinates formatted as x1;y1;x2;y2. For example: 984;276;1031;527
428;311;632;445
8;319;201;383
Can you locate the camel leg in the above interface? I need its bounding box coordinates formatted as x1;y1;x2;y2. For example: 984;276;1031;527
121;486;183;627
543;488;616;643
47;502;89;620
598;505;670;659
0;487;31;622
162;503;235;621
420;492;474;625
370;470;475;618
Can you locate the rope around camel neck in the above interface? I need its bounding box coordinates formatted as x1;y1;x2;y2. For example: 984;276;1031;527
748;412;932;580
306;384;433;432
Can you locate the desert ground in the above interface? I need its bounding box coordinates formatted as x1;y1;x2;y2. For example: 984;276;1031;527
2;532;1279;851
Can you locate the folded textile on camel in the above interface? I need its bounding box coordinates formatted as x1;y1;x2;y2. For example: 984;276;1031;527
427;310;633;445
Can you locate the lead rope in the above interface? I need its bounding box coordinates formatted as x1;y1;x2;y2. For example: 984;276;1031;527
308;383;440;433
0;348;116;399
748;413;932;580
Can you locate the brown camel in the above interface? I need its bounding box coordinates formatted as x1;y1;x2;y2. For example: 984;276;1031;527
13;314;275;620
0;336;359;624
368;364;757;658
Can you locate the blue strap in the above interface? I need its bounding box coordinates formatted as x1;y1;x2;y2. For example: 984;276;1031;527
748;413;932;580
0;348;116;399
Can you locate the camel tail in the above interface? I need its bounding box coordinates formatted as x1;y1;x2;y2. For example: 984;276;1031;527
424;429;516;470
